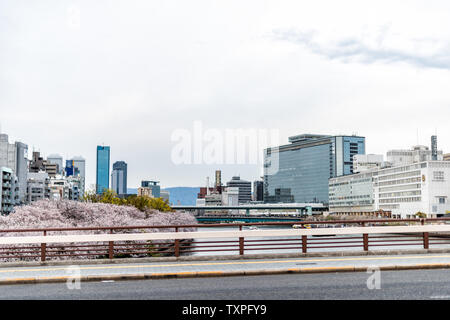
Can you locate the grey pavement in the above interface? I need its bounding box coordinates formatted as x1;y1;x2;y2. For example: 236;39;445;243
3;270;450;299
1;253;450;281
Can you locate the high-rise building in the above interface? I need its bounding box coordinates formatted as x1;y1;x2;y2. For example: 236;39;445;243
253;180;264;202
14;142;28;204
0;134;28;204
264;134;366;204
215;170;222;188
96;146;110;194
26;172;50;203
66;156;86;196
30;151;60;178
0;134;16;171
0;167;17;215
29;151;46;172
47;154;63;174
141;181;160;198
72;157;86;178
45;163;59;178
226;176;252;203
65;160;80;176
431;135;438;161
111;161;127;196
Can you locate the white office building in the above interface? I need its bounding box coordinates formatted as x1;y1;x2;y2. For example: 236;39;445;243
329;170;376;214
329;161;450;218
26;172;50;203
222;187;239;206
0;134;28;204
50;175;83;201
387;145;443;167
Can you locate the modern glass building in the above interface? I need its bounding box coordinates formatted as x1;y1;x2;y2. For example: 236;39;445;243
65;160;80;177
264;134;365;205
111;161;127;196
65;157;86;197
96;146;110;194
253;180;264;202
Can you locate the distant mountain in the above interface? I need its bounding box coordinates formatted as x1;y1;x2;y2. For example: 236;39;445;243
126;187;200;206
127;188;138;195
163;187;200;206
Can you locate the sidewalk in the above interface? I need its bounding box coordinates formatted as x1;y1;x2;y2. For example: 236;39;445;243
2;252;450;284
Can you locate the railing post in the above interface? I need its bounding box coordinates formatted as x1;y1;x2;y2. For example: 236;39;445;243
41;230;47;262
239;225;244;255
108;229;114;259
302;235;307;254
363;233;369;251
239;237;244;255
174;227;180;257
423;232;429;249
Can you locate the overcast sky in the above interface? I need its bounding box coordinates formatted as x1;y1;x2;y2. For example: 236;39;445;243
1;0;450;189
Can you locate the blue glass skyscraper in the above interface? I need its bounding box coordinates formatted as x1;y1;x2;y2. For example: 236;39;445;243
264;134;365;205
96;146;110;194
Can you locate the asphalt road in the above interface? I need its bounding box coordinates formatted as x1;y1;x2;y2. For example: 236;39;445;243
2;269;450;300
3;253;450;281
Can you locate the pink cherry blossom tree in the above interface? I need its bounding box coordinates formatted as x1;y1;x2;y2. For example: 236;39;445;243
0;200;198;261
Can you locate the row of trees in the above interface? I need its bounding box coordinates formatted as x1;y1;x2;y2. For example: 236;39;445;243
82;189;173;213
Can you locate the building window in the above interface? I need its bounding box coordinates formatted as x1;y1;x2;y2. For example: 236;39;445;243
433;171;445;181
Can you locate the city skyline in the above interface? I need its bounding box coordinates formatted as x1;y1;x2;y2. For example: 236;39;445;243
1;130;448;191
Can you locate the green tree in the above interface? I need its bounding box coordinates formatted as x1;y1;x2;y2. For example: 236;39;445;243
415;211;427;218
82;189;173;212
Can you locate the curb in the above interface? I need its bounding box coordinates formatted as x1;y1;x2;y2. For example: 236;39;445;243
3;263;450;285
2;248;450;269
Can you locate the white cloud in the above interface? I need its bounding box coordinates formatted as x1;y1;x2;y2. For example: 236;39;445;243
1;0;450;188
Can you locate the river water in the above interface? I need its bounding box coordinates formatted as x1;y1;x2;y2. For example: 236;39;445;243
191;225;450;256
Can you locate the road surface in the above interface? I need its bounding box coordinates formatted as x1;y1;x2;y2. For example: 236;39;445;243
2;253;450;280
2;269;450;299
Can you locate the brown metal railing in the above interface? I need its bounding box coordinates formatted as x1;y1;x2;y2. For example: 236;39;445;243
0;217;449;262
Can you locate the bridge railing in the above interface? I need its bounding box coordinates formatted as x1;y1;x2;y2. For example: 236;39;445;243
0;218;450;261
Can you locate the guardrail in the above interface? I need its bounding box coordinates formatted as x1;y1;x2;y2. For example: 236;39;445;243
0;217;450;262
